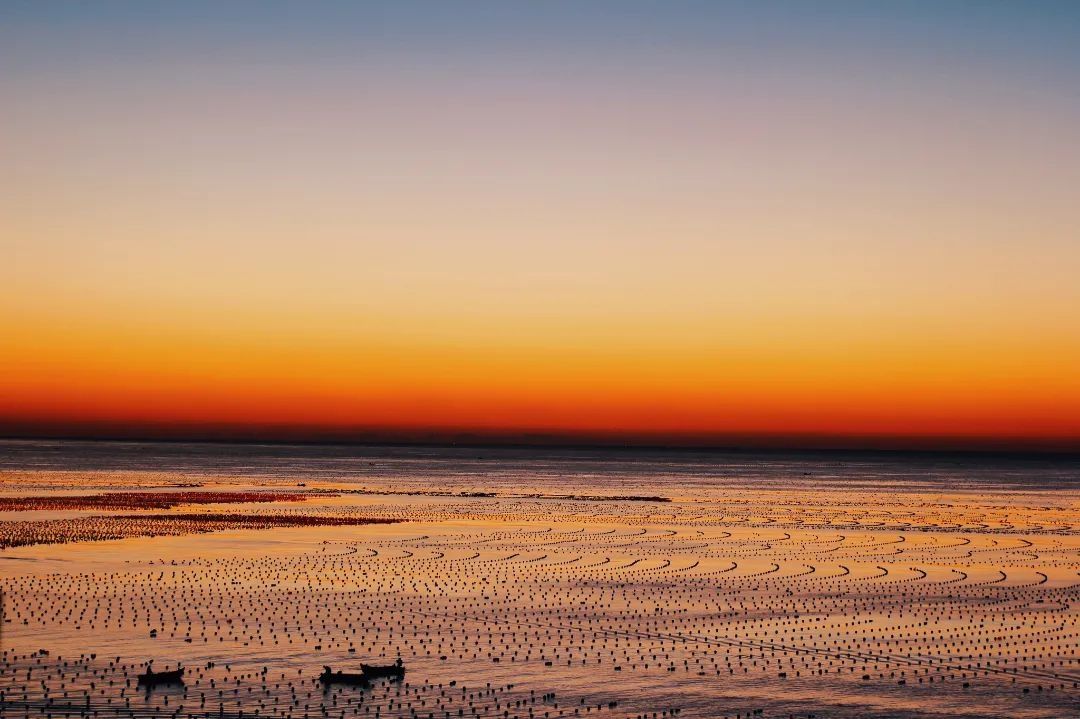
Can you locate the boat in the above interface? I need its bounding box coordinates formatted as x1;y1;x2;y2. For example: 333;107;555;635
319;666;369;686
360;659;405;680
137;666;184;686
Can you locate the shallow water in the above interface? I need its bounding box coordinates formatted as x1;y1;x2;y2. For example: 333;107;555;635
0;441;1078;718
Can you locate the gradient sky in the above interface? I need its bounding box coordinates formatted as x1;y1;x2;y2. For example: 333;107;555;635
3;2;1080;449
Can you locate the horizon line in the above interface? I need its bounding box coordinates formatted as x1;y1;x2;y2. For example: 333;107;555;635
3;424;1079;458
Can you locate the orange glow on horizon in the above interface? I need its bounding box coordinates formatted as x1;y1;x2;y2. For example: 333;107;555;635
3;298;1079;449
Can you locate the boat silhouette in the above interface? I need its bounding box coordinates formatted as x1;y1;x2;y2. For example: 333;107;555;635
319;659;404;686
360;658;404;680
137;666;184;686
319;666;369;686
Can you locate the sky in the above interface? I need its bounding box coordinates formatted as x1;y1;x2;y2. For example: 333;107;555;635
3;2;1080;450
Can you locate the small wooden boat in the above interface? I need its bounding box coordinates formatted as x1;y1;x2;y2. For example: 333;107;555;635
360;659;404;680
137;666;184;686
319;666;369;686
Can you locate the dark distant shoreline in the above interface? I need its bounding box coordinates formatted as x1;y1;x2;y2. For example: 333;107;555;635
1;433;1078;460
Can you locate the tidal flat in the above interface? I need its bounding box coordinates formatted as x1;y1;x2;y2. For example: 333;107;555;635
0;442;1078;719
